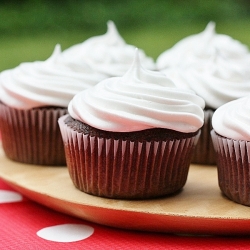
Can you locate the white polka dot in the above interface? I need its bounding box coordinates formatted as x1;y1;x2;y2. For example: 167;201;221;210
0;190;23;203
36;224;94;242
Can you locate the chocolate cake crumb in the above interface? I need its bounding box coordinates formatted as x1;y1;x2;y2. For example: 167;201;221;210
63;115;198;141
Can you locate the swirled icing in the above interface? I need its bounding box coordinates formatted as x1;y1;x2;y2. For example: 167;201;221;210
157;22;250;109
68;49;205;133
163;59;250;109
212;96;250;141
62;20;155;76
0;44;107;109
156;22;250;69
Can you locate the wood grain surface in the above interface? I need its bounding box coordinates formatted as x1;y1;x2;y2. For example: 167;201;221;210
1;145;250;236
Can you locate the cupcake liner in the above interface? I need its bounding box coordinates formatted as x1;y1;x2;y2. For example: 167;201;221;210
59;115;200;199
0;103;67;165
211;130;250;206
191;109;216;165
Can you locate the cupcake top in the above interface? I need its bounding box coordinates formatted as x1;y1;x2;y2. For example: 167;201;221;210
0;45;107;110
68;49;205;133
62;20;155;77
156;21;250;69
163;58;250;109
212;96;250;141
156;22;250;109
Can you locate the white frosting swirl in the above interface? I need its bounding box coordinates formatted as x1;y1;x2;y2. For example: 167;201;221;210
164;59;250;109
212;96;250;141
62;21;155;77
157;22;250;109
157;22;250;69
68;49;205;133
0;45;107;109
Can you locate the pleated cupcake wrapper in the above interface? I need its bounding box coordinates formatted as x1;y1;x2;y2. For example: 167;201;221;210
192;109;216;165
0;103;67;165
59;115;200;199
211;130;250;206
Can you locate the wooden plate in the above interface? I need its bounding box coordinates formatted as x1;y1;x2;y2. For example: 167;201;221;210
1;144;250;236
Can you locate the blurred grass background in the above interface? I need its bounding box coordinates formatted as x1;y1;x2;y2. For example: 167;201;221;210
1;0;250;71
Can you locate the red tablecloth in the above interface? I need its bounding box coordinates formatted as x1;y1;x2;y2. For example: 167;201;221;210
1;129;250;249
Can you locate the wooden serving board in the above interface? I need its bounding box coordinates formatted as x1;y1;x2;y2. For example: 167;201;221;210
1;144;250;236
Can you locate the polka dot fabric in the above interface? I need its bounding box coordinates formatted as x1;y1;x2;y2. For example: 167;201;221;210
1;180;250;249
1;133;250;249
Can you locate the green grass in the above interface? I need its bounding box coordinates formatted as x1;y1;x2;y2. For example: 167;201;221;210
1;20;250;72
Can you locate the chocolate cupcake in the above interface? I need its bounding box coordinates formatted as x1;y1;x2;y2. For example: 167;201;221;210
0;45;106;165
211;96;250;206
0;104;67;165
58;49;205;199
156;22;250;165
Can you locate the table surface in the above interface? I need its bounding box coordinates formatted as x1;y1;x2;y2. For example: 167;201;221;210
1;137;250;249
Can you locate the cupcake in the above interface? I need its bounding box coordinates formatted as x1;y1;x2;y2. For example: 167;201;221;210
211;96;250;206
156;22;250;165
62;20;155;77
58;49;205;199
0;45;107;165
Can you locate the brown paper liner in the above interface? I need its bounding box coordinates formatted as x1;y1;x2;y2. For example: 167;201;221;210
0;103;67;165
191;109;216;165
211;130;250;206
59;115;200;199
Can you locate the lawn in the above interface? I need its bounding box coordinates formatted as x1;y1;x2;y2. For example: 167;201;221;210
1;19;250;72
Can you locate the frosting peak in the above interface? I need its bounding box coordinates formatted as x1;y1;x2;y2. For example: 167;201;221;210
101;20;126;45
0;44;107;109
82;20;126;48
123;49;173;87
157;22;250;69
46;43;62;63
157;22;250;109
195;22;215;57
62;21;155;76
68;49;205;133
